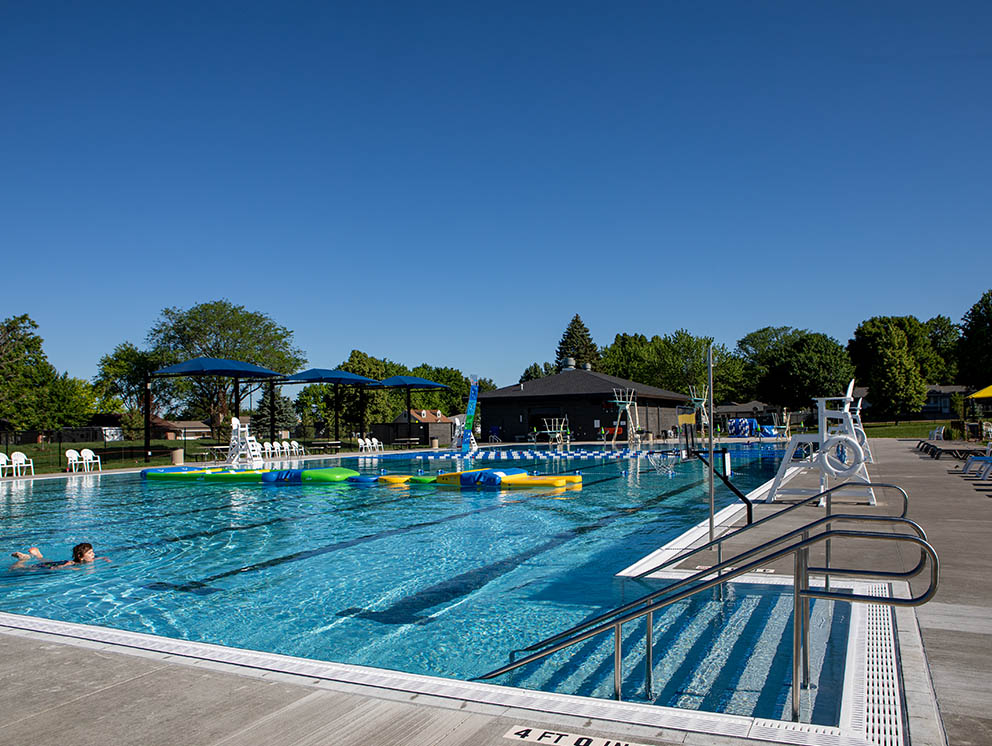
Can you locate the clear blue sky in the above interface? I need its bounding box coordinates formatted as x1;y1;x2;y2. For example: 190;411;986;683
3;2;990;387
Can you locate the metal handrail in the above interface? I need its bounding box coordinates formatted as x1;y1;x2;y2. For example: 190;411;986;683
518;512;927;656
477;528;938;723
519;481;909;657
634;480;908;579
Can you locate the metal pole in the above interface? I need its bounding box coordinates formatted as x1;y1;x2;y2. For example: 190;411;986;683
793;552;802;721
233;377;240;419
268;381;276;444
334;383;340;442
708;344;715;544
614;624;623;700
644;610;653;699
144;375;152;463
407;388;413;440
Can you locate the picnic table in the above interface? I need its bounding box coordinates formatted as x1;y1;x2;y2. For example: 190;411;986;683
393;437;421;449
310;440;342;454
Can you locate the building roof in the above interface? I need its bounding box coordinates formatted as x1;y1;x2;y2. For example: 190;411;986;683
480;369;688;402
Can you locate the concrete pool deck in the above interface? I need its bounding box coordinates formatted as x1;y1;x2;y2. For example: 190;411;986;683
0;439;986;745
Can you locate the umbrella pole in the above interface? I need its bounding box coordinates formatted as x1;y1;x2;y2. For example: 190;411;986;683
334;383;340;442
407;388;412;440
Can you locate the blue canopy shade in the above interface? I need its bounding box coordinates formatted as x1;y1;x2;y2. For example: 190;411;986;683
283;368;380;386
153;357;281;379
377;375;449;390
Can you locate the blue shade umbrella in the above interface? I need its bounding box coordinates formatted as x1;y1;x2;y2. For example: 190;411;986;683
283;369;380;386
283;369;382;441
145;358;282;461
153;357;281;378
376;375;450;441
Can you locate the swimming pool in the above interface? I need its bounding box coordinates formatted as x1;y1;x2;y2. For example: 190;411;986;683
0;446;848;724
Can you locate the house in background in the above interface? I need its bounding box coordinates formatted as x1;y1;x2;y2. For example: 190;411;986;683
852;385;969;420
479;363;687;442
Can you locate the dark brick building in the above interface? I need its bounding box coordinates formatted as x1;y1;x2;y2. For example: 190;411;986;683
479;367;688;442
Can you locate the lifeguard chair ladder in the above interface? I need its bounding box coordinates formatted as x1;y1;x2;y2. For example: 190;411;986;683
766;380;874;505
225;417;264;469
542;416;570;451
610;388;640;450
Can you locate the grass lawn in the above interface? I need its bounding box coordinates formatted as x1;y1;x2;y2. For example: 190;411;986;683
861;420;951;439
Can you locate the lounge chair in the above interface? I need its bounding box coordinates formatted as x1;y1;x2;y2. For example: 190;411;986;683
11;452;34;477
963;442;992;474
80;448;102;472
66;449;82;472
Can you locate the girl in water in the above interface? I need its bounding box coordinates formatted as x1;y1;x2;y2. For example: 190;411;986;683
10;543;108;569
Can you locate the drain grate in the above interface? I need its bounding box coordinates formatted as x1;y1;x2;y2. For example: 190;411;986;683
861;583;903;746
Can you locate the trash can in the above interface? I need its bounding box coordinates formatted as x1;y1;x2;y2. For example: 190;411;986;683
171;448;184;466
430;437;439;449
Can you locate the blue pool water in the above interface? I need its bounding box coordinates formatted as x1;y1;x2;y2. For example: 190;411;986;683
0;446;847;724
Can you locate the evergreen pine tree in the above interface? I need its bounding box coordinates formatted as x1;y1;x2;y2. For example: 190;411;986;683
251;387;298;436
555;315;599;371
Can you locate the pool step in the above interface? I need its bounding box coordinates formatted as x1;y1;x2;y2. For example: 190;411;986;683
502;588;846;723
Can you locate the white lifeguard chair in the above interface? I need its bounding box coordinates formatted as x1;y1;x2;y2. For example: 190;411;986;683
765;380;874;505
225;417;264;470
610;389;640;450
542;416;570;451
689;385;709;438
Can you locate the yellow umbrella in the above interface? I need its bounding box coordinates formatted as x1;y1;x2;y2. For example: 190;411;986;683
968;384;992;399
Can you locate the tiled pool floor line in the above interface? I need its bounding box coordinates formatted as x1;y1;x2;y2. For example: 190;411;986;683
0;440;969;745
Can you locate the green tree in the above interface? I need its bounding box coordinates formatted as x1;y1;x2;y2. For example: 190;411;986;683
251;387;298;435
146;300;307;423
759;333;854;409
0;315;56;430
959;289;992;387
598;333;650;382
734;326;807;401
336;350;394;432
644;329;711;394
519;362;554;382
45;373;98;429
924;315;960;384
848;316;941;385
93;342;165;414
869;328;928;420
555;315;599;371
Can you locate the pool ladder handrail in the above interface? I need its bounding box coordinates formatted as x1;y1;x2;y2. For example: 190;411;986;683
517;480;909;658
476;521;938;723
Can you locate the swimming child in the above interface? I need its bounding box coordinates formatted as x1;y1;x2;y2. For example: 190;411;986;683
10;543;108;570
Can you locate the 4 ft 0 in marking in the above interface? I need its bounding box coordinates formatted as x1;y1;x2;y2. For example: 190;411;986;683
504;726;657;746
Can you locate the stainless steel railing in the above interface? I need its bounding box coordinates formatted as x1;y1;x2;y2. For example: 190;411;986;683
477;521;937;723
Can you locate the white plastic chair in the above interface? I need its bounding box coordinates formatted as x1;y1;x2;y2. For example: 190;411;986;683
290;440;306;456
370;437;383;453
271;441;283;458
66;449;82;472
357;438;369;453
11;452;34;477
80;448;102;472
262;441;273;459
281;440;293;458
0;453;12;478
